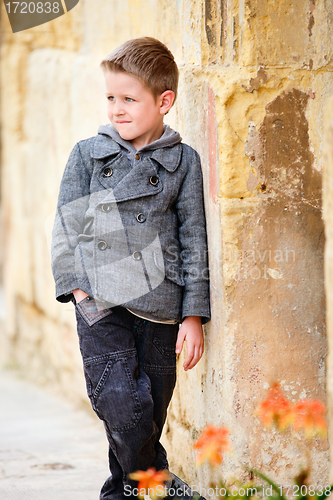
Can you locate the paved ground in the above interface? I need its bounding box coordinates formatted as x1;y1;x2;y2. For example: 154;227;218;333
0;368;109;500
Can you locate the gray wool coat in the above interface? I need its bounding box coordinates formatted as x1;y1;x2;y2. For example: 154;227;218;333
51;128;210;324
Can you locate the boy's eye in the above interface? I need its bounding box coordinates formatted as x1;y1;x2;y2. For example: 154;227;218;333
107;96;115;101
125;97;135;102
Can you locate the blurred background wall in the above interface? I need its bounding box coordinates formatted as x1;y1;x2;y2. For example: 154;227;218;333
324;94;333;481
1;0;332;488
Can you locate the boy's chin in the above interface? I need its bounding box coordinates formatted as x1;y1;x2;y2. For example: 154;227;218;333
113;126;134;142
118;132;135;142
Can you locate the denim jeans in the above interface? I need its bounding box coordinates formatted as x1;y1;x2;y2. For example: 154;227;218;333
74;297;179;500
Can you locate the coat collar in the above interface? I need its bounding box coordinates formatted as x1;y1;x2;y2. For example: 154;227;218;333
92;134;182;173
92;134;121;159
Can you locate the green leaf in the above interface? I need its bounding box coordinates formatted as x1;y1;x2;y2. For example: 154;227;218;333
317;485;333;500
218;481;230;498
247;468;287;500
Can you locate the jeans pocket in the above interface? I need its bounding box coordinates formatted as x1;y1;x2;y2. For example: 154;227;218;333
83;349;143;432
76;296;113;326
153;323;179;358
144;323;179;375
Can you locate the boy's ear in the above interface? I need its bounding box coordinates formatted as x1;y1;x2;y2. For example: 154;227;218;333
159;90;175;115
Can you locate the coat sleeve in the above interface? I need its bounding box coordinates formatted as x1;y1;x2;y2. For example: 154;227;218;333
176;146;211;324
51;141;92;302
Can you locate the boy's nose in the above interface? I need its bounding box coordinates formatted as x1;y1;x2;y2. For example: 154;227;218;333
113;101;125;115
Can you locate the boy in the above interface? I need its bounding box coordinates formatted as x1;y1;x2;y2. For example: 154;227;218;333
51;37;210;499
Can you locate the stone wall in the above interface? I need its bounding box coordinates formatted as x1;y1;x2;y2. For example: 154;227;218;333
324;96;333;481
1;0;331;488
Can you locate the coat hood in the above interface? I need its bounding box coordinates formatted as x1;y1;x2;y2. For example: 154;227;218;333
96;123;183;172
97;123;182;154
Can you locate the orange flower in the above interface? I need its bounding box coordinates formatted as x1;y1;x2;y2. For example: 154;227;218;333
256;383;295;431
293;399;327;438
128;467;171;499
193;425;230;466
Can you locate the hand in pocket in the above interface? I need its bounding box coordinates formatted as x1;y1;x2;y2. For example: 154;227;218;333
73;288;89;303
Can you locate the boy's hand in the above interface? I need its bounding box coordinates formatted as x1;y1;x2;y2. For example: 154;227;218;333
176;316;204;371
72;288;89;303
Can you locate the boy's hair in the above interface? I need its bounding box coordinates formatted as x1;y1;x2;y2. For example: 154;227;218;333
100;37;179;102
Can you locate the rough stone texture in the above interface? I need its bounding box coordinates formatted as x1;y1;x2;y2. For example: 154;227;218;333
324;96;333;481
0;0;331;491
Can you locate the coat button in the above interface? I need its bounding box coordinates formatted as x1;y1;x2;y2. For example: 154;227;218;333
103;167;113;177
132;251;142;261
136;213;146;223
98;240;108;251
101;204;112;212
135;154;140;160
150;175;159;186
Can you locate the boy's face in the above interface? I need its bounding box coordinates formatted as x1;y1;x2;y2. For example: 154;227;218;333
104;71;173;150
